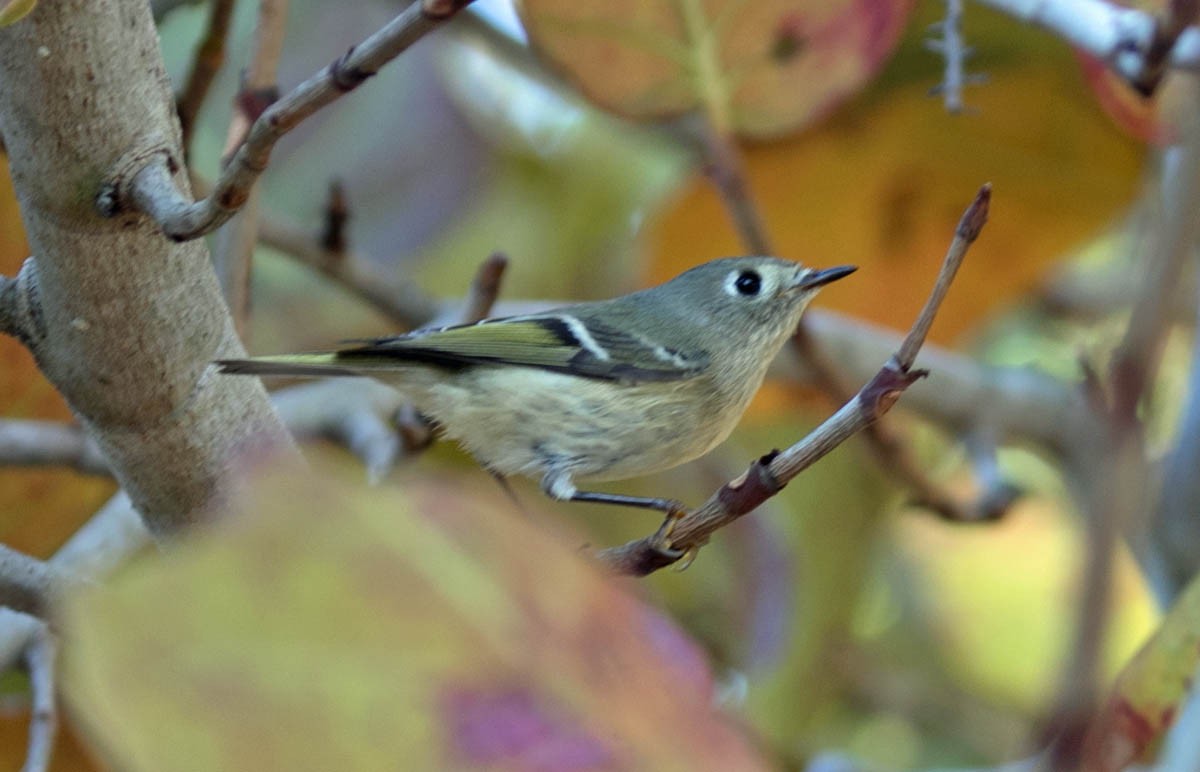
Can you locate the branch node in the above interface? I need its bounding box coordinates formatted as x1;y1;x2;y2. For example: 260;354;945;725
717;456;783;513
329;48;373;91
422;0;471;19
96;138;181;219
234;84;281;124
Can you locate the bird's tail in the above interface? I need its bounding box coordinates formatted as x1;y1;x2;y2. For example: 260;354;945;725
215;354;363;379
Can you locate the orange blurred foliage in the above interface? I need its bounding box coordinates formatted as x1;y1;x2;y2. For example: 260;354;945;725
647;72;1144;343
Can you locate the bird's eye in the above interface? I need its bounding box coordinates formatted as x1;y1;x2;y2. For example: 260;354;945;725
734;270;762;296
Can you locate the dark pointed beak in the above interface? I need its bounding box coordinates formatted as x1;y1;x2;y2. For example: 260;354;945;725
791;264;857;292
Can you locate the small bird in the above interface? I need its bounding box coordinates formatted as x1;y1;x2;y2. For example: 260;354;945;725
218;257;854;522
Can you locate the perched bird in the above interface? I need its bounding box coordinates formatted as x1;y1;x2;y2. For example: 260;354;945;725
218;257;854;520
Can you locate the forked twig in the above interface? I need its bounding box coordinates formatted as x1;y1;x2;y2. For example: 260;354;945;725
600;184;991;576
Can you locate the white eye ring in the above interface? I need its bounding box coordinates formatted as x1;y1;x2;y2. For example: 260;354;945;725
724;269;765;297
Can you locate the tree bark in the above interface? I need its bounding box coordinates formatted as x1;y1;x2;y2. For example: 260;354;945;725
0;0;296;537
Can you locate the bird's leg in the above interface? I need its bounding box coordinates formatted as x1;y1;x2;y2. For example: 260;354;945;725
542;471;688;559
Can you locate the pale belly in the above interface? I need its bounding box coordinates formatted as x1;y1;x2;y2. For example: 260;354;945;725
403;366;755;483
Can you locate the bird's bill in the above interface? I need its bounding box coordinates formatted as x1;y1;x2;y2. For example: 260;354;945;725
791;264;857;291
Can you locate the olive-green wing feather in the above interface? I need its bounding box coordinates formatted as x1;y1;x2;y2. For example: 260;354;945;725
337;314;709;382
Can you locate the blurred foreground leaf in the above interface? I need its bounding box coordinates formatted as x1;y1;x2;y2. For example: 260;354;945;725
62;457;766;771
518;0;912;137
1085;570;1200;771
0;0;35;27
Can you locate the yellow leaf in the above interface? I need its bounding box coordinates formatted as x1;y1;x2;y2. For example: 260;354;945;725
645;8;1144;340
1085;573;1200;771
0;0;35;27
62;457;767;771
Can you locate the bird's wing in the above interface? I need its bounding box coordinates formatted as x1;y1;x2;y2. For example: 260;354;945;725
338;313;709;382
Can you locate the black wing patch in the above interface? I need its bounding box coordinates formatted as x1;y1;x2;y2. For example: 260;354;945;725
335;315;707;383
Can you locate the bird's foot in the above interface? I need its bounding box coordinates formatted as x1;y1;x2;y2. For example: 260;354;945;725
647;502;690;564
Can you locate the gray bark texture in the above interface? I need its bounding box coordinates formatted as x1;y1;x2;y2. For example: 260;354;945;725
0;0;296;536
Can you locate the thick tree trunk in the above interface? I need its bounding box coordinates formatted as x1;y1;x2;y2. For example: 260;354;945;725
0;0;296;536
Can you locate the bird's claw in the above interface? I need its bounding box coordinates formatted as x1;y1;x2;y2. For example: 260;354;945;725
647;503;690;564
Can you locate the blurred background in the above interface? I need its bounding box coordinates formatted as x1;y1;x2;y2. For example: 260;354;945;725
0;0;1187;768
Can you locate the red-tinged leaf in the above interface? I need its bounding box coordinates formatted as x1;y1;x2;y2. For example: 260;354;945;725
1085;572;1200;771
517;0;913;138
1076;0;1200;145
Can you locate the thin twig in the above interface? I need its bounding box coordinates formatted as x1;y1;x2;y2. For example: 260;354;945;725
452;251;509;325
0;545;66;620
271;378;410;483
320;179;349;253
121;0;475;241
927;0;970;113
1045;83;1200;770
974;0;1200;93
223;0;288;157
0;494;149;675
151;0;203;20
1151;274;1200;597
926;0;989;112
268;252;509;481
792;310;1092;455
1111;148;1200;418
20;625;56;772
257;213;440;329
694;121;772;255
1039;262;1197;322
1129;0;1200;96
212;0;290;340
599;184;991;576
695;111;992;521
176;0;237;152
0;419;109;474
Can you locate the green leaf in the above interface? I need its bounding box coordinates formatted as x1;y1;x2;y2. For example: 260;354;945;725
61;456;767;770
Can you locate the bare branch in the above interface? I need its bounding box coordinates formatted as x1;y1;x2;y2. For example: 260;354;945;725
152;0;204;21
1111;145;1200;418
1039;261;1197;322
791;198;1003;522
693;120;772;255
791;311;1092;455
0;420;108;474
975;0;1200;93
320;179;350;253
1151;277;1200;596
696;109;990;522
0;494;149;674
267;252;509;480
458;252;509;325
599;185;991;576
257;213;440;328
0;546;67;620
927;0;982;113
1046;83;1200;769
272;378;412;483
211;0;290;339
21;625;56;772
122;0;476;241
176;0;237;151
